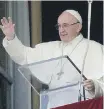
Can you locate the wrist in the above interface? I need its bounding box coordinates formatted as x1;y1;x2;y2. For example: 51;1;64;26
6;33;15;41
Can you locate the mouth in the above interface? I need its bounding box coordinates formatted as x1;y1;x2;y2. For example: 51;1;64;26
60;34;67;37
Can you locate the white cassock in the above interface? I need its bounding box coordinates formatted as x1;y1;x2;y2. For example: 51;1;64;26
3;33;103;109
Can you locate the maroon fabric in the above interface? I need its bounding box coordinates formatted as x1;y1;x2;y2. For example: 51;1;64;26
52;96;103;109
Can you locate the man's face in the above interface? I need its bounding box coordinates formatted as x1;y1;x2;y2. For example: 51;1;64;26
57;12;81;42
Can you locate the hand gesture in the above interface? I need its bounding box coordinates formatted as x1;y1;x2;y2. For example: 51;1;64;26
0;17;15;40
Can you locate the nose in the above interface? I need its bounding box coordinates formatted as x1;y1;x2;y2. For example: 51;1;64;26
59;26;65;33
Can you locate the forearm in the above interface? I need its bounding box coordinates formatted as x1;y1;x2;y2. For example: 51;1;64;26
3;35;31;65
3;35;43;65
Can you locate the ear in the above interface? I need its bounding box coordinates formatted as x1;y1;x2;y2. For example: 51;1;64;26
76;23;82;33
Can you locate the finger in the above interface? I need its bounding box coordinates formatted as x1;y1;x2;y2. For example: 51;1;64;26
83;82;90;86
84;85;94;91
3;17;8;25
84;79;92;83
1;19;5;26
84;80;93;84
83;83;93;87
84;83;94;88
0;25;3;29
86;87;94;91
8;17;13;25
83;82;93;87
13;24;15;27
83;80;93;85
85;87;92;91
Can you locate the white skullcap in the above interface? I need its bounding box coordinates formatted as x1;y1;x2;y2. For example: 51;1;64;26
64;10;82;24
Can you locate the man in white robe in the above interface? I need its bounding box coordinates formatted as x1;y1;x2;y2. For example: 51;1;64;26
0;10;103;108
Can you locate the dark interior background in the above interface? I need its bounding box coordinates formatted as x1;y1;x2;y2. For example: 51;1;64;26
41;1;103;44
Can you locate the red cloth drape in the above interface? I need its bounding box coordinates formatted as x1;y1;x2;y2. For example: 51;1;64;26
52;96;103;109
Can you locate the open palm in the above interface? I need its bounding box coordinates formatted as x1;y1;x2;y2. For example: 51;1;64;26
0;17;15;40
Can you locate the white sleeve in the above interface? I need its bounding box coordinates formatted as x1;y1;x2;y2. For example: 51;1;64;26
90;45;104;98
93;79;103;97
2;35;43;65
3;36;16;47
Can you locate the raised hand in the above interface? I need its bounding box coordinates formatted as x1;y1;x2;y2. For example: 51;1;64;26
0;17;15;40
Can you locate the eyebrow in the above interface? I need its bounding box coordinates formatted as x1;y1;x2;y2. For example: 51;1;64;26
57;21;80;25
